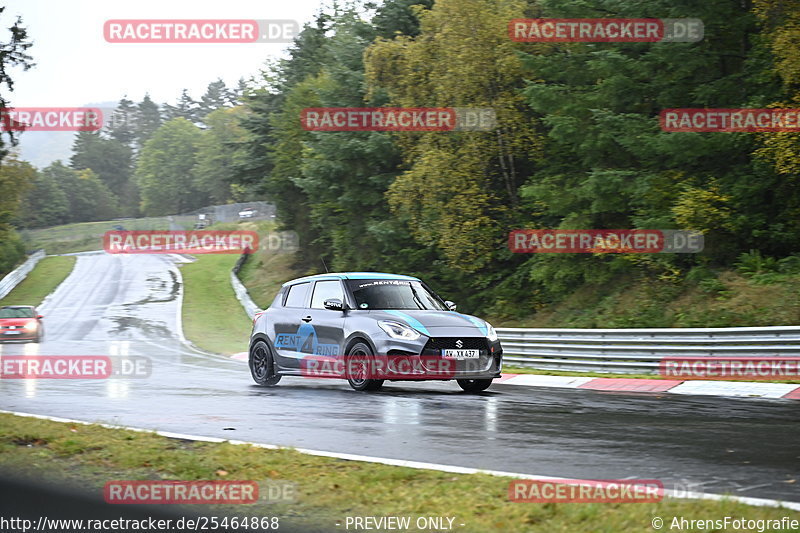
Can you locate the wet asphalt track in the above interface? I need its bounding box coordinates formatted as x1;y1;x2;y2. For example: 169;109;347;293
0;252;798;504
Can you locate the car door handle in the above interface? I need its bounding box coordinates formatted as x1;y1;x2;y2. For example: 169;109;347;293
302;316;312;322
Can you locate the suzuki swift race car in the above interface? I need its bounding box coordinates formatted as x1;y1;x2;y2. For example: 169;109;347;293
248;273;503;392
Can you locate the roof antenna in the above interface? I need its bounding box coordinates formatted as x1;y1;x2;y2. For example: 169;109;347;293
320;256;329;273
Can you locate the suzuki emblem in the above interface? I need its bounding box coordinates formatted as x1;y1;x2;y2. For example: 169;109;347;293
455;339;463;348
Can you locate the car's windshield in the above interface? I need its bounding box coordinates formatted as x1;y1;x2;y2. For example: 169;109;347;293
0;307;34;318
345;279;447;310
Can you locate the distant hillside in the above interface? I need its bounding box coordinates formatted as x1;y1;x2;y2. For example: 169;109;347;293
16;131;75;168
15;101;117;168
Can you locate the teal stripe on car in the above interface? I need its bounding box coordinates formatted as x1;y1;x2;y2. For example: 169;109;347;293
344;273;419;280
455;313;488;335
383;310;431;336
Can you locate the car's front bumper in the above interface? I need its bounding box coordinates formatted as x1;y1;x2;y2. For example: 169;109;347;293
0;331;38;341
368;336;502;380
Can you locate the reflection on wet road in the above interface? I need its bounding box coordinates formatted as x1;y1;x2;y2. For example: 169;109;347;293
1;252;798;504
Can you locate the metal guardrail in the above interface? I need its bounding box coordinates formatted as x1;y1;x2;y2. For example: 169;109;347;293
0;250;46;300
178;201;276;223
497;326;800;374
230;253;260;320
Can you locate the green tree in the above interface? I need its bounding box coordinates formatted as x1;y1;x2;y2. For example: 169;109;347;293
233;13;334;266
193;106;249;204
135;118;206;215
366;0;540;275
18;163;69;228
512;0;787;296
233;78;248;104
752;0;800;249
162;89;200;124
67;168;119;222
108;97;136;145
37;161;77;220
232;88;280;197
372;0;433;38
290;11;407;271
134;94;162;149
198;79;235;121
0;8;33;163
69;131;129;215
0;10;34;274
36;161;117;223
274;12;333;92
0;156;33;273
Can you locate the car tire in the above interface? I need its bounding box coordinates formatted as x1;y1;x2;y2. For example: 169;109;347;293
345;342;384;392
249;340;282;386
457;378;493;392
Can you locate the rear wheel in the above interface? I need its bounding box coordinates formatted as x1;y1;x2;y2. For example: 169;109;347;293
249;340;281;386
345;342;383;391
457;378;493;392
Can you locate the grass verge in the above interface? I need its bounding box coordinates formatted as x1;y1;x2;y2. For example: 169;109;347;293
235;222;300;309
0;413;797;533
0;255;76;307
489;270;800;329
179;253;252;355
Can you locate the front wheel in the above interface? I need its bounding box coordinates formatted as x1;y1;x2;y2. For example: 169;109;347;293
345;342;384;391
249;340;281;386
457;378;493;392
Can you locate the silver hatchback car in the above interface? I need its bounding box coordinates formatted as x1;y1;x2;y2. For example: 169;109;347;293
248;273;503;392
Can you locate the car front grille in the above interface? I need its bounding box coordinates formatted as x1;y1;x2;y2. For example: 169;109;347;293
421;337;489;355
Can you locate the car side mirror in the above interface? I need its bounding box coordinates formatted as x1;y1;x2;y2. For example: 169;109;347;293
445;301;457;311
323;299;346;311
37;315;44;319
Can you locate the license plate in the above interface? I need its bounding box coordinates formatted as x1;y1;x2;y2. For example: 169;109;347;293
3;331;21;335
442;349;479;359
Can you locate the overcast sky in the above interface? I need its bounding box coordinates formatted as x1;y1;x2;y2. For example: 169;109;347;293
3;0;327;107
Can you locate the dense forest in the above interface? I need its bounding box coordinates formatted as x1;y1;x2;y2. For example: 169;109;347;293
231;0;800;319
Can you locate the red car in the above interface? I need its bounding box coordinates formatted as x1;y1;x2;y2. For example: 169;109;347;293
0;305;44;342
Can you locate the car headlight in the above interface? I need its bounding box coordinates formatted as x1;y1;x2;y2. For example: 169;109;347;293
486;322;498;342
23;320;38;331
378;320;421;341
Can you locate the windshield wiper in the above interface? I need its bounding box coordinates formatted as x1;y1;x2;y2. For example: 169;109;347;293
408;284;425;310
